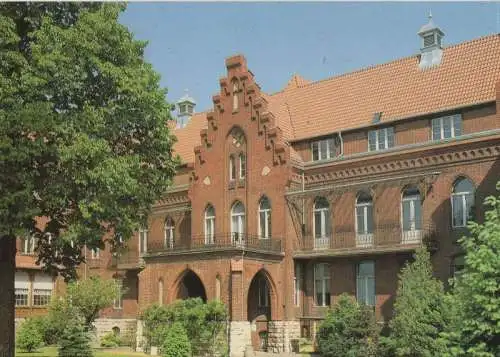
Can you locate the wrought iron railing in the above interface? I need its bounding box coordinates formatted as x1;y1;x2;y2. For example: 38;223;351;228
299;223;437;252
145;233;283;255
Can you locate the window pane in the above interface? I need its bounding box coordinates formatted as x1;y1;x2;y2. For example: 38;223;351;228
324;211;331;236
320;140;328;160
314;211;322;238
402;201;411;231
356;207;365;233
414;199;422;230
367;277;376;306
358;261;374;276
387;127;394;148
452;195;464;227
366;205;374;233
454;178;474;194
465;193;474;221
368;131;377;151
260;211;266;237
443;117;452;138
327;138;335;158
453;115;462;137
377;129;386;150
432;119;441;140
312;142;319;161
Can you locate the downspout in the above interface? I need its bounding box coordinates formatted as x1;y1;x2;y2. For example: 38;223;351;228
338;131;343;157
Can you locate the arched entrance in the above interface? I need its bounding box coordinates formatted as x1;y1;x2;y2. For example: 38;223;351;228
248;270;273;352
177;270;207;302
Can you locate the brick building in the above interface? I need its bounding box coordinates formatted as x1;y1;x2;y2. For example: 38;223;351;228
14;17;500;355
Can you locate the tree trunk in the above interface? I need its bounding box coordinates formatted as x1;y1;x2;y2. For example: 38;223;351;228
0;235;16;357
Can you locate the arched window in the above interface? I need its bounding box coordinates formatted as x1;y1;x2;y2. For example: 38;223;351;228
229;155;236;181
452;178;475;228
138;227;148;254
232;80;239;111
402;187;422;243
164;217;175;249
231;201;245;245
239;153;246;179
356;192;373;245
314;197;331;239
205;205;215;244
259;196;272;239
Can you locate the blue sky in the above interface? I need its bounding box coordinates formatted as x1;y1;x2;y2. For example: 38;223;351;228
120;2;499;112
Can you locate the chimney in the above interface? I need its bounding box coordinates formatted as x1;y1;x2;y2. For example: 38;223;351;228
176;89;196;129
418;12;445;69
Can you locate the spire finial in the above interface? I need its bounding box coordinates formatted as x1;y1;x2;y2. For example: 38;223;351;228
428;10;432;21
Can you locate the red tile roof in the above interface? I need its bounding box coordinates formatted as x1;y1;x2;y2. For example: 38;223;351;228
172;34;500;163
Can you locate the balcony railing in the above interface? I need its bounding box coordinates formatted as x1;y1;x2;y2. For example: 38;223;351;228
145;233;283;255
298;223;436;255
111;249;143;269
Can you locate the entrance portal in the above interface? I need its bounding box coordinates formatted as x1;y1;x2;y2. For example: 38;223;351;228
248;271;272;351
177;270;207;302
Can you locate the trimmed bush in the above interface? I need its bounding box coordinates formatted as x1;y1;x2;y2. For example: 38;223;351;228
100;332;121;348
16;318;44;352
161;322;192;357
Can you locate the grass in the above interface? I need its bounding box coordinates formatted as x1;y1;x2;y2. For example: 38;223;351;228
16;347;149;357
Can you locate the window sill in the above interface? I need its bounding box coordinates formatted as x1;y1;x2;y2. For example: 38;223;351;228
237;179;245;188
228;180;236;190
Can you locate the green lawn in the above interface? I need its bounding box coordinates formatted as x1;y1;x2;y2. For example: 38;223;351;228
16;347;148;357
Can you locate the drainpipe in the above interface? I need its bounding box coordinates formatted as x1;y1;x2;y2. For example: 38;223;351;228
338;131;343;157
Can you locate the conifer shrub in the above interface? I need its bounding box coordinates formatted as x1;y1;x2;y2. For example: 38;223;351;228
58;318;93;357
161;322;192;357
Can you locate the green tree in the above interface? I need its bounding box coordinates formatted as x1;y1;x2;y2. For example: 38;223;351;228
161;322;192;357
58;318;93;357
0;3;177;354
316;294;379;357
16;317;44;352
386;248;448;357
441;184;500;357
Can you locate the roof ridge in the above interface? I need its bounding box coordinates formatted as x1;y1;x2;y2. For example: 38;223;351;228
268;33;500;97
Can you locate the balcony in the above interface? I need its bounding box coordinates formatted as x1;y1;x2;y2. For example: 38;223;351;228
144;233;283;257
111;249;143;270
296;223;436;258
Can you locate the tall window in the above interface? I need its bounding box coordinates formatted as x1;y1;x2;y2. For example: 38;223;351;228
314;197;331;239
204;205;215;244
91;248;100;259
311;137;341;161
139;228;148;254
239;153;246;179
15;271;29;307
368;127;394;151
20;235;36;255
432;114;462;140
258;277;269;308
164;217;175;249
113;279;123;309
231;201;245;244
32;273;53;307
356;192;373;235
314;264;330;306
451;178;475;228
294;264;302;307
259;196;271;239
402;187;422;233
356;261;375;306
232;80;239;111
229;155;236;181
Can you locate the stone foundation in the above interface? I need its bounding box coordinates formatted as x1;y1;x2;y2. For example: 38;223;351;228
230;321;252;357
267;321;300;353
135;319;145;352
92;318;137;347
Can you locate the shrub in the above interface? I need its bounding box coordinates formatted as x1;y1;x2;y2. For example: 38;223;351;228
100;332;121;348
161;322;192;357
317;294;379;357
58;318;93;357
16;318;44;352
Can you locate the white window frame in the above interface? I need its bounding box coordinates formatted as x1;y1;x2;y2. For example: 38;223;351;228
21;235;36;255
368;127;394;152
432;115;462;141
356;261;375;306
113;279;123;310
32;273;53;307
239;153;246;179
258;197;271;239
15;271;30;307
231;202;245;244
293;264;302;307
229;155;236;181
311;137;337;161
355;200;373;235
138;228;148;254
314;263;330;307
401;191;421;232
164;218;175;249
204;205;215;244
313;201;330;238
91;247;100;259
451;179;474;228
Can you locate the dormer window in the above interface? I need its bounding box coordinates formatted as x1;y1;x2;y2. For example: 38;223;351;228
368;127;394;152
432;114;462;140
311;136;340;161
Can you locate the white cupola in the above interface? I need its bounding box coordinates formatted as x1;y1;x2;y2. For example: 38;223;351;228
175;90;196;128
418;12;445;69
